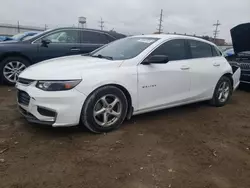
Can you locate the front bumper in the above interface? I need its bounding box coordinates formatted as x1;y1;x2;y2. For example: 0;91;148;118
16;82;87;127
230;61;250;84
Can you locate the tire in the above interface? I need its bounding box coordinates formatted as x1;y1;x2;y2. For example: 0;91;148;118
0;56;30;85
81;86;128;133
210;76;233;107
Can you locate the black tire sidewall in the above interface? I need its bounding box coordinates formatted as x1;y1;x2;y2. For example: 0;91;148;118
212;76;233;107
81;86;128;133
1;56;30;85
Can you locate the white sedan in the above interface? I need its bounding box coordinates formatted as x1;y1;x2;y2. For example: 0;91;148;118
16;34;241;133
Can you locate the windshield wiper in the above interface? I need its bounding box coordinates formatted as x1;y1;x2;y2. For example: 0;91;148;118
91;54;113;60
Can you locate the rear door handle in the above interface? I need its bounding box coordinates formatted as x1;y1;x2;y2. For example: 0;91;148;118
180;66;190;70
70;48;81;52
213;63;220;67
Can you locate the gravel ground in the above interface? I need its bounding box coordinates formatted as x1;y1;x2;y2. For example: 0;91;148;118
0;86;250;188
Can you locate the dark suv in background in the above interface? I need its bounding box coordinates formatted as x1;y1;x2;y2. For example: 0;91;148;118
229;23;250;84
0;27;126;84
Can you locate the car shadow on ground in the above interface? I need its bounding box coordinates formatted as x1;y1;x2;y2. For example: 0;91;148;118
239;83;250;92
19;101;210;137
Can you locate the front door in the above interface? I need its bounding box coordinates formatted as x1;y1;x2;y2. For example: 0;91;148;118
137;39;191;111
36;29;82;62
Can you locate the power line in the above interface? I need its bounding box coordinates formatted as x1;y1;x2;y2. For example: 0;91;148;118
99;17;104;31
213;20;221;40
157;9;163;34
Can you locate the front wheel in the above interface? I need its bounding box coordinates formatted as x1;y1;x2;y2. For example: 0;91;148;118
210;76;233;107
1;57;30;85
81;86;128;133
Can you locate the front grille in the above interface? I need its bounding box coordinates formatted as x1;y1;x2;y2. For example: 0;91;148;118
17;90;30;106
18;77;35;85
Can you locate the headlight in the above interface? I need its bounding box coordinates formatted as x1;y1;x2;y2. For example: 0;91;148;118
36;80;82;91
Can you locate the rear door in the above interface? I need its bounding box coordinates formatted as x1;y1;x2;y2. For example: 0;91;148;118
36;29;82;62
187;39;223;99
80;30;113;53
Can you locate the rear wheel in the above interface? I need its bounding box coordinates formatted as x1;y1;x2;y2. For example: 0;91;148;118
210;76;233;107
1;57;30;85
81;86;128;133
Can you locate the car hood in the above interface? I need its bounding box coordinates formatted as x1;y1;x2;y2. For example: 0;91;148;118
0;40;23;44
19;55;123;80
230;23;250;55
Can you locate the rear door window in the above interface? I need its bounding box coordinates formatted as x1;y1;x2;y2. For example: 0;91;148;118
81;31;110;44
188;40;213;58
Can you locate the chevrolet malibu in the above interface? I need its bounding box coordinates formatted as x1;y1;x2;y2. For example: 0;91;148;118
16;34;241;133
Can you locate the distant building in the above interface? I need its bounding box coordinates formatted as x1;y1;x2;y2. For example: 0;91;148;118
207;37;226;46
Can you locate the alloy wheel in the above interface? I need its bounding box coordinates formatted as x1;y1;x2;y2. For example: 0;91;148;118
3;61;26;83
218;81;230;103
93;94;122;127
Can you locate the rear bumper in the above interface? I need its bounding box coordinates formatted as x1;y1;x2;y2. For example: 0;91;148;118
230;61;250;84
232;66;241;90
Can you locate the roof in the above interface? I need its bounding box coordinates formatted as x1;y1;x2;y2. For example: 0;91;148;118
50;27;126;39
130;34;217;46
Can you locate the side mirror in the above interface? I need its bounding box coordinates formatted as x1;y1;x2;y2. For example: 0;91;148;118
41;39;51;47
142;55;169;65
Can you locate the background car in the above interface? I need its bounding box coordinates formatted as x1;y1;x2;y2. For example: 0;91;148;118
0;31;39;42
229;23;250;84
10;31;40;41
0;27;126;84
223;47;235;57
16;34;240;133
0;35;11;42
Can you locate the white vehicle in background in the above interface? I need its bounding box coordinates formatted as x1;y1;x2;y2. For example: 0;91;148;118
16;34;241;133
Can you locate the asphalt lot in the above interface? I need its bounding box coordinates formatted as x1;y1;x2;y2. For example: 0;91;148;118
0;86;250;188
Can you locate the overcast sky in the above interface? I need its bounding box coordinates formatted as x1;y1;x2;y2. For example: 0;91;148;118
0;0;250;42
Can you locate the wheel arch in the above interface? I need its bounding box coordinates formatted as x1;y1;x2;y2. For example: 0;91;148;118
84;83;134;120
0;52;32;64
222;72;234;87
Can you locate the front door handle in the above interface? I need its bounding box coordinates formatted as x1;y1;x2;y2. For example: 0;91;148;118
213;63;220;67
180;66;190;70
71;48;81;52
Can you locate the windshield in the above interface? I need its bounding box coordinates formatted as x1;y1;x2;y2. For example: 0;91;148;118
21;35;33;41
90;37;159;60
22;29;51;41
11;33;25;40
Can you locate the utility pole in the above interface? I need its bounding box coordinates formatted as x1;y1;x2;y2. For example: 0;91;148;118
17;21;20;33
213;20;221;40
99;17;104;31
157;9;163;34
44;24;47;31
